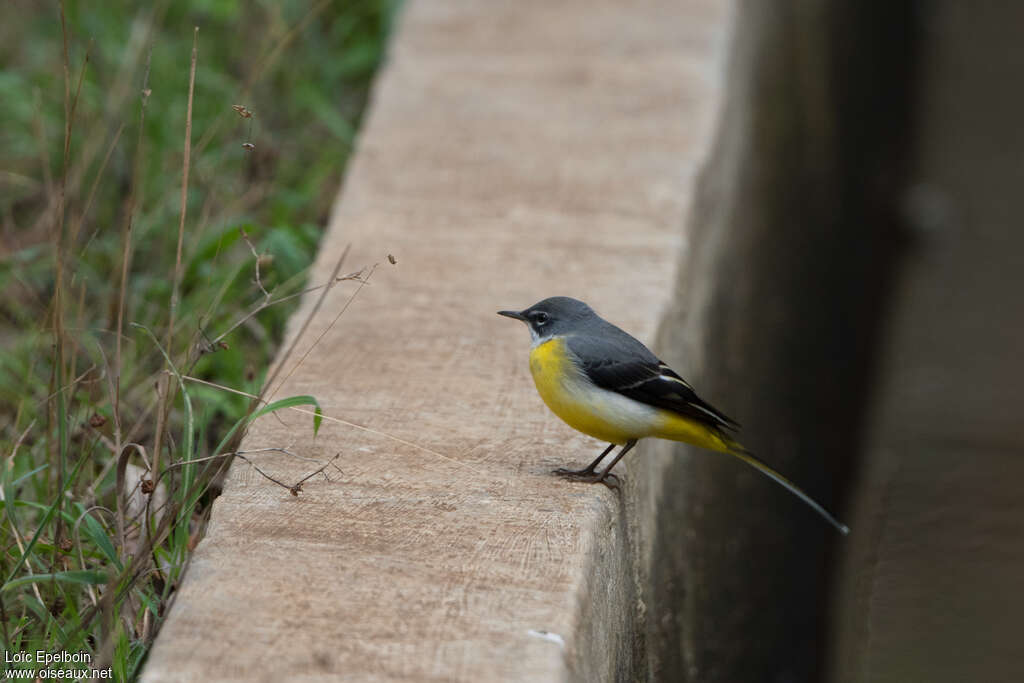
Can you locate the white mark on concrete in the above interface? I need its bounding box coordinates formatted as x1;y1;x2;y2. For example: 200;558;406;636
527;629;565;648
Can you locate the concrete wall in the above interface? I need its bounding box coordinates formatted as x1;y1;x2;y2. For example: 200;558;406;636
830;3;1024;681
651;1;1024;681
647;1;916;679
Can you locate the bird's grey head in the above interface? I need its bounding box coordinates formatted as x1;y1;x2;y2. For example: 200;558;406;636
497;296;598;344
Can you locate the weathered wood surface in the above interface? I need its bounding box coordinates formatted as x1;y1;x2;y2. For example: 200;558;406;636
142;0;730;680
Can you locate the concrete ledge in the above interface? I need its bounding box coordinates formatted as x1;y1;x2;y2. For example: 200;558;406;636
142;0;731;680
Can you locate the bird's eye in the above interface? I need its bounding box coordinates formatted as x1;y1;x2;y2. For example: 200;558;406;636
534;312;550;325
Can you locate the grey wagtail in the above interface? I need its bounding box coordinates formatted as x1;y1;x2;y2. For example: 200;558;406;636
498;296;849;534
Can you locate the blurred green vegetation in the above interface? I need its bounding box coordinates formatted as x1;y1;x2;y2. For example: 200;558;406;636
0;0;394;678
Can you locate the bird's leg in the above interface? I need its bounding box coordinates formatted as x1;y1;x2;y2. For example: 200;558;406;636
593;439;638;485
553;443;616;479
554;440;638;490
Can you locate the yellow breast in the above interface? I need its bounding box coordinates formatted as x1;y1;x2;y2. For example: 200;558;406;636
528;337;736;453
528;337;634;445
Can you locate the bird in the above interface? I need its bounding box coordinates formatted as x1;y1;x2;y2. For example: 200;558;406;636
498;296;849;534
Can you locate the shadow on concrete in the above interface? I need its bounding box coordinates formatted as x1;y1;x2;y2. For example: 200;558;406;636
642;1;924;681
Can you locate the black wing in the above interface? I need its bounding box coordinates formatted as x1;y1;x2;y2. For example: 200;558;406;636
566;333;739;431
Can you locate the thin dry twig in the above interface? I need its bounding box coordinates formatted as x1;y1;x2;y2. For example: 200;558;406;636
234;446;322;464
141;449;339;514
154;27;198;480
258;245;349;402
266;260;378;404
70;123;125;248
286;453;342;495
232;452;341;496
2;422;44;606
67;279;86;383
39;364;100;407
50;9;91;571
31;88;54;200
203;253;367;353
115;47;153;447
168;27;200;338
181;375;489;478
239;227;270;300
5;421;36;463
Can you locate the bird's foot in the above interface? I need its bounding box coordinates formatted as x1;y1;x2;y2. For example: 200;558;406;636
552;466;595;479
553;468;621;491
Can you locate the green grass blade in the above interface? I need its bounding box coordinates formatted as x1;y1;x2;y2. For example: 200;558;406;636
79;511;122;570
211;394;323;457
2;570;108;594
2;452;90;587
11;463;50;488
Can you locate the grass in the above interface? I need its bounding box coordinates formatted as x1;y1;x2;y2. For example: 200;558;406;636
0;0;395;678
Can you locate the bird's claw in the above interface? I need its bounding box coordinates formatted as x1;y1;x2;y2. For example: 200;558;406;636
553;468;621;491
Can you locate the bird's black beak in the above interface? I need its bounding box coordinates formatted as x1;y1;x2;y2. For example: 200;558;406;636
497;309;527;321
